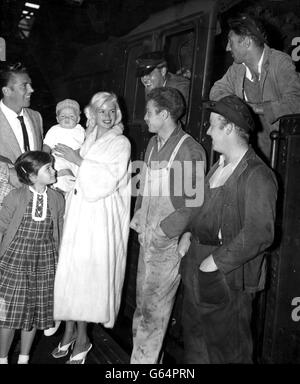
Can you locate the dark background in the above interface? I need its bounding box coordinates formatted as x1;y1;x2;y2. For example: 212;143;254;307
1;0;300;125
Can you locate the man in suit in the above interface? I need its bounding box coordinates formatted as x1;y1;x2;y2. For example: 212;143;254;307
0;62;43;207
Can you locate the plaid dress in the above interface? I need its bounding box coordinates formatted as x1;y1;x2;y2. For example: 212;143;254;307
0;194;57;330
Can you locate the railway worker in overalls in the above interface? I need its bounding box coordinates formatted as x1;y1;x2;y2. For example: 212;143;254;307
179;95;278;363
130;86;206;364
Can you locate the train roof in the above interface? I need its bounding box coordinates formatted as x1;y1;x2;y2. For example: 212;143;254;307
124;0;242;39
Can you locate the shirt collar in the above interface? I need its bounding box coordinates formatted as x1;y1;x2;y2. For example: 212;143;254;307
156;123;181;147
243;48;265;81
0;99;24;118
219;149;247;169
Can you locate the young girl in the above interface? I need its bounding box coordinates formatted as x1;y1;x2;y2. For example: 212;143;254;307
0;151;65;364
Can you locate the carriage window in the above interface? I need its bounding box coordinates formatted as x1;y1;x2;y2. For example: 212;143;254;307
124;40;152;123
125;29;195;124
164;29;195;81
163;29;195;124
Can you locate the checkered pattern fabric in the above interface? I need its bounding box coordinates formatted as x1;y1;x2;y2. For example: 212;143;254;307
0;197;57;330
0;163;14;208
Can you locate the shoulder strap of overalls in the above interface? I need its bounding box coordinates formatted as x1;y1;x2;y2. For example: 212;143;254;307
167;133;189;169
147;145;155;166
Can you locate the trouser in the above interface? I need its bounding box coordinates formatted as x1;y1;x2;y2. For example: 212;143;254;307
182;267;254;364
131;246;181;364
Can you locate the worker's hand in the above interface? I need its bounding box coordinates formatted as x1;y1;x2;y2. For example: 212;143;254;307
248;102;264;115
177;232;191;258
130;209;142;234
199;255;218;272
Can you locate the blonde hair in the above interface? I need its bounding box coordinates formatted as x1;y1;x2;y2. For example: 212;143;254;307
88;92;122;126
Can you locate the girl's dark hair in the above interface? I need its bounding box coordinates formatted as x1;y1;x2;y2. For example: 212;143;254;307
15;151;54;185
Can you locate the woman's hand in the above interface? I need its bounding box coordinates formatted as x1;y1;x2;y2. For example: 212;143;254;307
53;144;83;166
130;209;142;234
177;232;191;258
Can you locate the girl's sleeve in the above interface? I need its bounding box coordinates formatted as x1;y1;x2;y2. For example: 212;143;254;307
78;136;131;202
0;191;17;234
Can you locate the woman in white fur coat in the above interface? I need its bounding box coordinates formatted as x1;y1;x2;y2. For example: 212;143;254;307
52;92;131;364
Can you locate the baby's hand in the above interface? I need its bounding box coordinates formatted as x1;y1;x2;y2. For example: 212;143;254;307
57;169;75;177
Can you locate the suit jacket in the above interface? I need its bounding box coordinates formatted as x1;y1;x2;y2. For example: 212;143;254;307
0;107;43;162
0;106;43;204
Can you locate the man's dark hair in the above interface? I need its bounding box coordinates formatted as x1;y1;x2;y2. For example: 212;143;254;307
228;14;267;48
0;62;28;93
15;151;54;185
146;87;185;122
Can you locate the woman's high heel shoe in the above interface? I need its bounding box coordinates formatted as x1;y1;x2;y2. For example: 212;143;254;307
51;338;76;359
66;343;92;364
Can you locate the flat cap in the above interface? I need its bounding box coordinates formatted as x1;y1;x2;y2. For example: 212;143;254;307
56;99;80;116
204;95;255;133
136;51;167;77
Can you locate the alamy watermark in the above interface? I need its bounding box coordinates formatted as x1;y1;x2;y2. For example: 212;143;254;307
291;297;300;321
128;160;205;207
291;37;300;62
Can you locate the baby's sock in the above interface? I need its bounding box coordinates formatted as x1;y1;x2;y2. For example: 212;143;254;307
17;354;29;364
0;356;8;364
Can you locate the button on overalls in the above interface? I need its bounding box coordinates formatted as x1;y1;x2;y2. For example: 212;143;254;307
131;134;189;364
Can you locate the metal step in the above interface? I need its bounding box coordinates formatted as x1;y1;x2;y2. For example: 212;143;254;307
89;324;130;364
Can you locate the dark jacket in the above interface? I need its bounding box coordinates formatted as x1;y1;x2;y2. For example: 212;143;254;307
166;72;190;108
210;148;277;291
0;186;65;258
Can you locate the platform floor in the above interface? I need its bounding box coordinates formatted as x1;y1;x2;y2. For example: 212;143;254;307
9;322;130;364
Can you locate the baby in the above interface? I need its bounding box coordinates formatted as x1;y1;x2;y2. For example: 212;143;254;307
43;99;85;193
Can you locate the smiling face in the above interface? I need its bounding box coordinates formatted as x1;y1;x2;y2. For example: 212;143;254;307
141;67;166;93
3;72;34;114
144;99;164;134
226;30;247;64
57;107;79;129
95;99;117;131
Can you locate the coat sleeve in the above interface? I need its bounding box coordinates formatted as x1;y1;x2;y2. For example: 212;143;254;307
209;64;240;101
212;166;278;274
262;54;300;124
78;136;131;202
57;193;65;241
0;190;17;235
175;77;190;107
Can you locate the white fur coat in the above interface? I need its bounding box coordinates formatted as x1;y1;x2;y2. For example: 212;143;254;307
54;125;131;327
